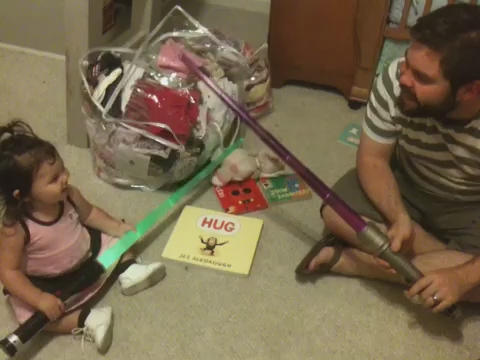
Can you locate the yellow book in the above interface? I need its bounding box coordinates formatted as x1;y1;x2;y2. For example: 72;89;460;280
162;206;264;276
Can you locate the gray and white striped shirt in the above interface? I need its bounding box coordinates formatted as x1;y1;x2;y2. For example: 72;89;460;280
363;58;480;202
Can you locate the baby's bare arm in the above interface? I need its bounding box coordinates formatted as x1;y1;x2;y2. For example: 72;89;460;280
67;185;126;237
0;224;43;309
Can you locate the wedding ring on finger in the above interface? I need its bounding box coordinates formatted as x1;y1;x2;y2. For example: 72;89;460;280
432;293;441;305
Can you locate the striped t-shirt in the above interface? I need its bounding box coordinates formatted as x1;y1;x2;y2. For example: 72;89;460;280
363;57;480;202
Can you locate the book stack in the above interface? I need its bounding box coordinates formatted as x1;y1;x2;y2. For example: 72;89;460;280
213;174;312;215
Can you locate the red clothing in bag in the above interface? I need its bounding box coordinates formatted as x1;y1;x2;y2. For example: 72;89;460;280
125;80;200;144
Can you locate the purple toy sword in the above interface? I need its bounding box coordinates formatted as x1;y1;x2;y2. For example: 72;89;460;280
181;52;461;320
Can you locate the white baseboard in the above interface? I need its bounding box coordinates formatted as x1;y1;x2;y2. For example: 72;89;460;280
197;0;270;14
0;42;65;61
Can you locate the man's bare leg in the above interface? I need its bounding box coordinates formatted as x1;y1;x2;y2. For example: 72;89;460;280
307;205;446;277
308;205;480;303
321;205;447;254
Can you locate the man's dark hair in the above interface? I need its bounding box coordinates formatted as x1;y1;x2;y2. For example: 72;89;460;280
410;3;480;93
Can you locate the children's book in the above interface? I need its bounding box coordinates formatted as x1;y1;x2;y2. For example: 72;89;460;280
213;178;269;215
258;174;312;204
338;123;361;148
162;206;264;276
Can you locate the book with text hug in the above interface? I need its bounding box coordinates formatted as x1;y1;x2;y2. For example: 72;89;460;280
213;178;268;215
258;174;312;204
161;206;264;276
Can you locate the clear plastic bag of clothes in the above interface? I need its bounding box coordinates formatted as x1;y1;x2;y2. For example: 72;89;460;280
79;6;250;191
206;30;274;119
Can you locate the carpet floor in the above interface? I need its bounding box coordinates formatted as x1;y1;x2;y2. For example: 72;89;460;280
0;4;479;360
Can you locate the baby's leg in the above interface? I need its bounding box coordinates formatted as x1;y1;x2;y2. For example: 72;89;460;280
98;233;166;296
45;309;82;333
120;249;136;262
115;247;166;296
46;306;113;354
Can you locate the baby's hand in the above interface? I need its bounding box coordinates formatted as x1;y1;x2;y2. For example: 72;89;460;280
115;220;136;237
36;292;64;321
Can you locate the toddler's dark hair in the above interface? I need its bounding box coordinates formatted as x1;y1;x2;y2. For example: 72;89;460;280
0;120;58;226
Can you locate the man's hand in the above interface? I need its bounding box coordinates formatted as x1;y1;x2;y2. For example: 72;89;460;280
375;213;414;272
406;268;468;313
387;212;414;254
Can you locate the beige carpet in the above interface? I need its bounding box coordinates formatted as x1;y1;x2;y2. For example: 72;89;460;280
1;5;480;360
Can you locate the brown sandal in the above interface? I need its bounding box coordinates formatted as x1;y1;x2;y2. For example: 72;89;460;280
295;233;343;276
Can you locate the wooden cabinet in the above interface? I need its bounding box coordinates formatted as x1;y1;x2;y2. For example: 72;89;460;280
268;0;390;107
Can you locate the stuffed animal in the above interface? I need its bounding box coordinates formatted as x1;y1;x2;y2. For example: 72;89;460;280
211;147;286;187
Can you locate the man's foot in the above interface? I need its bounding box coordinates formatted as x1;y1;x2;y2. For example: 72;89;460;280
73;306;113;354
306;246;337;272
295;233;343;276
118;261;166;296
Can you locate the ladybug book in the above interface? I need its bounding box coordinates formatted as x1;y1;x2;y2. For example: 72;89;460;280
213;179;268;215
161;206;264;276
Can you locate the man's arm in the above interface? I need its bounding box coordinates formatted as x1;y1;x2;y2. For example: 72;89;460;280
357;132;408;224
455;256;480;291
358;59;407;224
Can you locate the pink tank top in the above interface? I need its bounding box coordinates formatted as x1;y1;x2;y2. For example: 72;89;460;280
21;200;91;277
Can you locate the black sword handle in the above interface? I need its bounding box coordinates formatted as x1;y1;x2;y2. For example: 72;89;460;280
0;261;104;358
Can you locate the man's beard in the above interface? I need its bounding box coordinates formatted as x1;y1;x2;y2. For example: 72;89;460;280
396;85;457;121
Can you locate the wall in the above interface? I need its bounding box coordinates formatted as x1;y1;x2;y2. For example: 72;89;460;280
199;0;270;14
0;0;268;56
176;0;269;49
0;0;175;56
0;0;65;55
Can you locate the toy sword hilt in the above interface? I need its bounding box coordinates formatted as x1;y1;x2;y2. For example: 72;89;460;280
0;261;104;358
357;222;461;319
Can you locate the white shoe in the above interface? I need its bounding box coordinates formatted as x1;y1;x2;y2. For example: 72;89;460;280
118;262;166;296
72;306;113;354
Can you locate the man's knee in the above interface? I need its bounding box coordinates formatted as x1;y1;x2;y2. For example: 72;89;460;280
319;203;334;224
319;203;328;219
319;203;344;231
319;205;338;237
320;202;387;233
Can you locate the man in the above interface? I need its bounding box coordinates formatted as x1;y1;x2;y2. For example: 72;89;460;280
296;3;480;315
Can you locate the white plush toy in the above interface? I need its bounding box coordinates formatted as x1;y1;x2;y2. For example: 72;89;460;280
211;147;287;187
